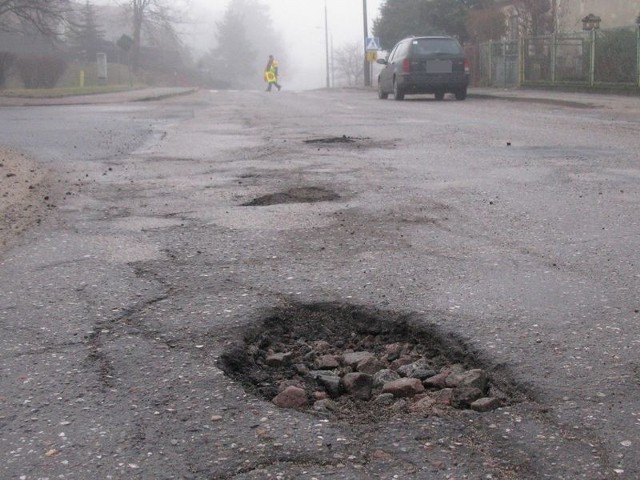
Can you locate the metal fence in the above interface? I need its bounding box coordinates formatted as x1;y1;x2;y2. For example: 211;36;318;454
476;40;519;88
475;26;640;89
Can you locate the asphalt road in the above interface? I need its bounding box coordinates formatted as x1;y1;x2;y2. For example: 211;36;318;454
1;87;639;479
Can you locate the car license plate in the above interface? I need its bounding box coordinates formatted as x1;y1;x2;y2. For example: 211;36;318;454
426;60;452;74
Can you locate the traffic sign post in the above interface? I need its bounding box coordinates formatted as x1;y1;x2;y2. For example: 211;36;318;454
366;37;381;51
365;37;380;86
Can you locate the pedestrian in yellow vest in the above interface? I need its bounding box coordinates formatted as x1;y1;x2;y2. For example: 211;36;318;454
264;54;282;92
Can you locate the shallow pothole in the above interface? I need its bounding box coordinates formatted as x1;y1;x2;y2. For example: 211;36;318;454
304;135;363;144
218;303;525;423
241;186;339;206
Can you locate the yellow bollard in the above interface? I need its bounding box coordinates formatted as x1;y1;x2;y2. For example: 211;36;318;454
80;70;85;88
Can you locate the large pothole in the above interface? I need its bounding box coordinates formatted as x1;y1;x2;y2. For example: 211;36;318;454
241;186;339;206
218;303;525;423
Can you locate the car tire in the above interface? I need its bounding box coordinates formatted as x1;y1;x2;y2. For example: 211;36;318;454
455;88;467;101
378;81;388;99
434;91;445;101
393;79;404;101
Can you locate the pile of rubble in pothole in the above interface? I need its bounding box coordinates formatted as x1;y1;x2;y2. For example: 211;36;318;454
219;304;513;423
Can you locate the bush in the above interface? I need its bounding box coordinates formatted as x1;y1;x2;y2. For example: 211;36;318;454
595;29;637;84
16;55;68;89
0;52;17;89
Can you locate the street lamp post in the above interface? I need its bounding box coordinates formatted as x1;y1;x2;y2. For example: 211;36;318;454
325;0;330;88
363;0;370;87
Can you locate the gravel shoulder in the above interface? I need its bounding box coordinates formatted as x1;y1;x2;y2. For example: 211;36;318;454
0;148;53;252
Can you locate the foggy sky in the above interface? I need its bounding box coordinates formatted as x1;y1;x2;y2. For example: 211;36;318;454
91;0;383;90
188;0;383;90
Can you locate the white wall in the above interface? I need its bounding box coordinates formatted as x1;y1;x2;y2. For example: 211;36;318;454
559;0;640;31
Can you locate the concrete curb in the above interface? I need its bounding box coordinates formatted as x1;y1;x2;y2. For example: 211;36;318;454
0;87;198;107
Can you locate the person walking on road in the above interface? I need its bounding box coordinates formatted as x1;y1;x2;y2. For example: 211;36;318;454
264;55;282;92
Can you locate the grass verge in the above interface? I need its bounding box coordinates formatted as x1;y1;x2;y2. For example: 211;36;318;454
0;84;145;98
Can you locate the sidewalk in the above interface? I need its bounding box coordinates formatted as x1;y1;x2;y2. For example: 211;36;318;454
469;86;640;111
0;87;197;107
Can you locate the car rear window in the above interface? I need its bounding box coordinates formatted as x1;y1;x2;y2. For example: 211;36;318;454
411;38;462;56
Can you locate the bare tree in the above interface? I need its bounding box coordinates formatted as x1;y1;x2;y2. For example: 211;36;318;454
0;0;71;36
513;0;553;36
122;0;185;71
333;41;363;87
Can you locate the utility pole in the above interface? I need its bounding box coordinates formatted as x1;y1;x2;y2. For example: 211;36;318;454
363;0;370;86
325;0;330;88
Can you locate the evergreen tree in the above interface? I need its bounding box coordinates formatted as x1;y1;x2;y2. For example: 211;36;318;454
210;9;256;88
203;0;283;89
374;0;496;48
373;0;431;50
69;1;106;62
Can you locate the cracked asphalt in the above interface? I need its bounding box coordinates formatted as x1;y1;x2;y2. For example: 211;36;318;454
1;87;639;479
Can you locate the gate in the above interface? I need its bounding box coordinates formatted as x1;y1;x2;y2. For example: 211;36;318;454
478;40;519;87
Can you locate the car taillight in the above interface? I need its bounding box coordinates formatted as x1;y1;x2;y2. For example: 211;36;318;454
402;58;411;73
464;58;470;74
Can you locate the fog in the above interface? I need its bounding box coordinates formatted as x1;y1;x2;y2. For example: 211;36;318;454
188;0;383;90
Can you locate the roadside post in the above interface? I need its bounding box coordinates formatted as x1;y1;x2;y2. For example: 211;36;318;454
366;36;381;88
97;53;108;85
637;15;640;88
581;14;601;87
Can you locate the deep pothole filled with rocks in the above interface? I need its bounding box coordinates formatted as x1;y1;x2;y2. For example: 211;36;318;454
219;303;524;424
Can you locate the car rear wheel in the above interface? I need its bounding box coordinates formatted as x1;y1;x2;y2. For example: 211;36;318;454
455;88;467;101
378;81;388;99
434;91;445;101
393;79;404;101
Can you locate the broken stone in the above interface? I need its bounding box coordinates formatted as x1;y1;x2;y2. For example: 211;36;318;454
445;369;489;392
277;379;304;392
314;354;340;369
272;386;308;409
423;371;449;388
397;360;437;380
443;363;466;375
265;352;292;367
313;398;338;414
432;388;454;406
451;387;483;409
311;371;342;398
313;391;329;400
360;335;377;349
384;342;407;356
409;395;436;414
342;351;374;368
391;399;409;412
382;377;425;397
471;397;502;412
342;372;373;400
312;340;332;353
373;393;395;405
217;304;517;421
373;369;401;388
356;356;387;375
389;355;415;371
